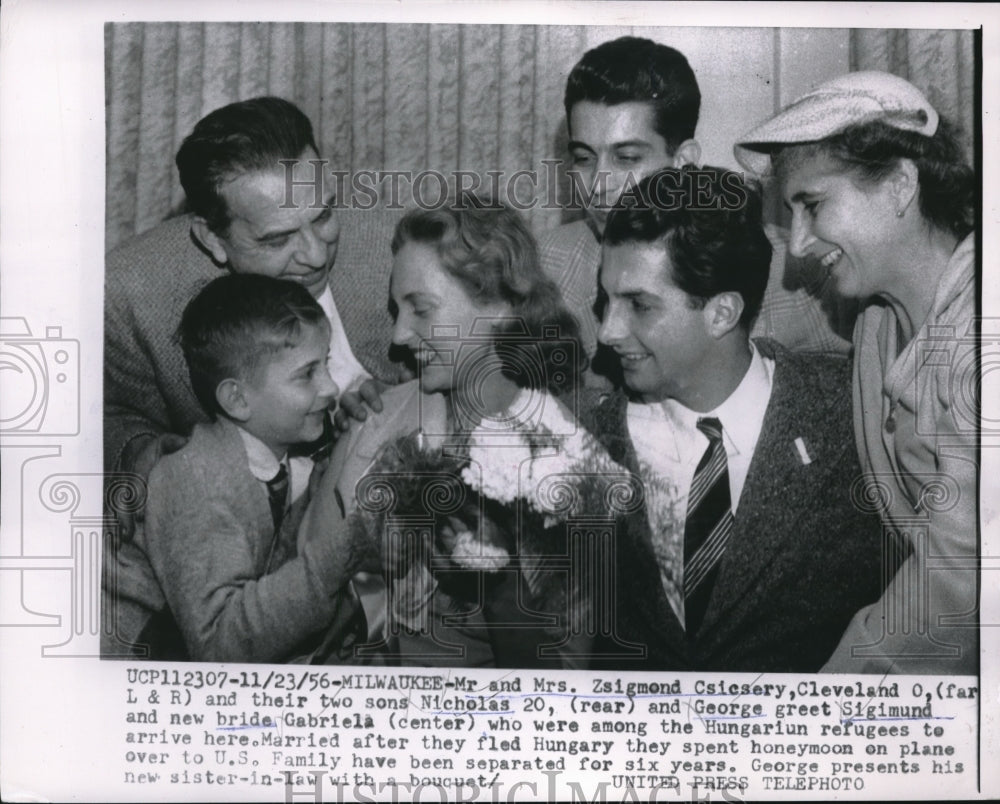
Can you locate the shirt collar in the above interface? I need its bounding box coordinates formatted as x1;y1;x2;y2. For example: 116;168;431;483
236;425;286;482
713;342;773;458
315;284;335;323
662;341;773;458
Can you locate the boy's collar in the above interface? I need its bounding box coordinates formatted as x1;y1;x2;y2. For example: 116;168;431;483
235;424;286;481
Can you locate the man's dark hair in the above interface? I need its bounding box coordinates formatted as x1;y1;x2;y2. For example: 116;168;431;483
178;274;327;419
175;96;319;235
603;166;772;330
564;36;701;153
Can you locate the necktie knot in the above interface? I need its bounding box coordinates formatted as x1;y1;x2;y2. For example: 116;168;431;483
696;416;723;443
267;463;288;492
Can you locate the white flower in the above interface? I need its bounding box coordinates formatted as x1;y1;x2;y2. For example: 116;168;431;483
524;448;578;520
462;431;532;504
450;530;510;572
461;388;632;519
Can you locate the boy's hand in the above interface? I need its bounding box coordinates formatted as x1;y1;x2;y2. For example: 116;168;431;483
334;378;386;433
116;431;188;541
303;456;333;515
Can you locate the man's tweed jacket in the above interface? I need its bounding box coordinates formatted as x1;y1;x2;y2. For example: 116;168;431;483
577;338;889;672
104;209;403;472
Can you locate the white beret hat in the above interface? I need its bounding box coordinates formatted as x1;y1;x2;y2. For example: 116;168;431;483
734;70;939;176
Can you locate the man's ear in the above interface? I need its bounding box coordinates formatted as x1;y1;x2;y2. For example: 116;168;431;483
889;158;920;217
190;217;230;267
703;291;744;339
216;378;251;422
670;139;702;169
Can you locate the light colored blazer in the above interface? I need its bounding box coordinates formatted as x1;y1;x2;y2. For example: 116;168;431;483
105;416;360;663
825;233;978;675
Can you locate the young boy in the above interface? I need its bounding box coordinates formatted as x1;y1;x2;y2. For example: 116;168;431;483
109;274;371;663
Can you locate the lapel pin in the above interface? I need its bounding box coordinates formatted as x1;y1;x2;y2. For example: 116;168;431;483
794;437;812;465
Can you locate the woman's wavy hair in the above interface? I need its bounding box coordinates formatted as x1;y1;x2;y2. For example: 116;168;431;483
774;118;975;241
391;198;586;394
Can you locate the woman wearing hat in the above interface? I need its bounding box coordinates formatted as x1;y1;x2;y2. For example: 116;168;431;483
736;71;977;675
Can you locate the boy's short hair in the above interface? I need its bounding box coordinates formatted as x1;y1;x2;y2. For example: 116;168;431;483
564;36;701;153
603;166;772;330
178;274;328;418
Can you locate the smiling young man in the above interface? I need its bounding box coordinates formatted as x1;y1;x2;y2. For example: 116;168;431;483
539;37;852;382
579;167;886;671
104;97;399;481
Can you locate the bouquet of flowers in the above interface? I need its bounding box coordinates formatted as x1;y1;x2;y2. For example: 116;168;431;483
349;388;644;636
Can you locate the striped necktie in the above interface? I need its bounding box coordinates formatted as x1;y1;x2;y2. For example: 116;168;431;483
683;417;734;635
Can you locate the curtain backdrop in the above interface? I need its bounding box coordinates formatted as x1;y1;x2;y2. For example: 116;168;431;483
851;28;976;163
105;22;611;250
105;23;977;252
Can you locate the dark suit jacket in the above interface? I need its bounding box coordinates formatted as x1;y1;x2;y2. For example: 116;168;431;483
578;338;888;672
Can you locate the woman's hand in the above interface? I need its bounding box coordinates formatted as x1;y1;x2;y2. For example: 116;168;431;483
436;509;511;572
435;516;465;555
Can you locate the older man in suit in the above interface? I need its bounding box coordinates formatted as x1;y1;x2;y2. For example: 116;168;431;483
104;97;401;479
579;167;888;672
103;98;399;655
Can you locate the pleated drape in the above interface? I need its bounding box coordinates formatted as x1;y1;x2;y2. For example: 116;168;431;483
851;29;976;162
105;22;610;250
106;24;978;252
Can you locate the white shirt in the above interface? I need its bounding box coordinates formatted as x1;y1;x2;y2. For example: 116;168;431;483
236;426;312;506
626;344;775;624
316;285;371;394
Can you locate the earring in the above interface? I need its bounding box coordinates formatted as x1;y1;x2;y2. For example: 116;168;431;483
896;209;904;218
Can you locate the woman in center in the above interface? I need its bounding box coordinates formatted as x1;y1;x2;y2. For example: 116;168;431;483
308;199;591;668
